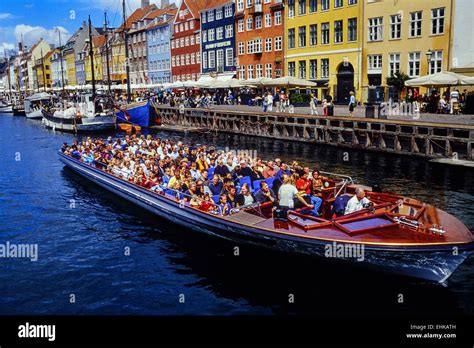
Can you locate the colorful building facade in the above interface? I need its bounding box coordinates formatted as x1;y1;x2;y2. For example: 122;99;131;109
146;8;177;84
362;0;452;100
235;0;284;80
285;0;363;103
171;0;202;82
200;0;236;79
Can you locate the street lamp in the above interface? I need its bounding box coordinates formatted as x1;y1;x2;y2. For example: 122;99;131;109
426;49;433;75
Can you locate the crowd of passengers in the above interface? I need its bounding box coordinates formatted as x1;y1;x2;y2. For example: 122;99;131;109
61;135;370;217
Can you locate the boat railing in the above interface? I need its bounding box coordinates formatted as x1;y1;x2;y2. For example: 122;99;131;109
91;159;223;215
320;171;354;185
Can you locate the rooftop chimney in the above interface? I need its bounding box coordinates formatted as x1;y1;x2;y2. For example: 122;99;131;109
141;0;150;8
161;0;170;7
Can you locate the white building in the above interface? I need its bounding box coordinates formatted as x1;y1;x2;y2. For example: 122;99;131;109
450;0;474;75
51;50;68;87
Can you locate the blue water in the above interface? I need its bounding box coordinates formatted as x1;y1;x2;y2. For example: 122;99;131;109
0;114;473;316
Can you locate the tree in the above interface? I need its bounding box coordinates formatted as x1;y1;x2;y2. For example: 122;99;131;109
386;71;410;91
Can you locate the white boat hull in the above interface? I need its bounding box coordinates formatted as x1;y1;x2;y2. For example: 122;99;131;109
26;109;43;119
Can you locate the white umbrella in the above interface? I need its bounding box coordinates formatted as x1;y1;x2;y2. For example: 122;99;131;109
241;77;273;87
194;76;216;88
405;71;472;87
211;79;249;89
461;76;474;85
269;76;317;87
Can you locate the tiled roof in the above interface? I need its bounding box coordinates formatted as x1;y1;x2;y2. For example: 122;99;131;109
201;0;232;11
92;35;106;48
116;4;157;33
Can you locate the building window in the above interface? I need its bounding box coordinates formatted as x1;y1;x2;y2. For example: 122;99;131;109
431;8;445;35
256;64;263;78
348;0;357;4
209;50;216;69
288;28;295;49
265;63;272;78
334;20;343;43
275;36;283;51
309;0;317;12
321;22;329;44
248;64;254;79
288;61;296;77
275;11;282;25
429;50;443;74
237;0;244;12
321;0;329;10
288;0;295;17
368;54;382;71
388;53;400;76
299;26;306;47
348;18;357;42
390;14;401;39
265;38;272;52
216;8;223;20
410;11;422;38
238;65;245;79
208;10;214;22
217;27;224;40
334;0;343;8
239;42;245;55
265;13;272;28
408;52;420;77
321;58;329;78
247;17;253;31
202;31;207;42
368;17;383;41
208;29;215;41
299;0;306;15
226;48;234;67
298;60;306;79
238;19;244;32
191;53;196;64
247;40;254;54
197;52;201;63
225;25;233;38
310;24;317;46
254;38;262;53
310;59;317;79
202;52;207;69
255;15;262;29
217;50;224;69
246;0;252;8
225;4;233;17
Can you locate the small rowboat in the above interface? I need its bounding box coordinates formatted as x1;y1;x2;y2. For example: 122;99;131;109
58;152;474;283
117;123;142;133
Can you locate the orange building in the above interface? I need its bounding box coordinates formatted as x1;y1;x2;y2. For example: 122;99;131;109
235;0;284;79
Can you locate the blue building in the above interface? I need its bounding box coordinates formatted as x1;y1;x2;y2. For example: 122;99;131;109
146;9;176;85
200;0;236;79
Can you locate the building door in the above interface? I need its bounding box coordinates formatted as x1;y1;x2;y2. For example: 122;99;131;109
336;63;354;104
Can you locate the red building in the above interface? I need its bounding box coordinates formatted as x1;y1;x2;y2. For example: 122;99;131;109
171;0;202;82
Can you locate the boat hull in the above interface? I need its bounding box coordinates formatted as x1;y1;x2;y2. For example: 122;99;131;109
26;109;43;119
59;153;473;283
13;107;26;116
115;100;158;128
0;105;13;113
42;110;116;132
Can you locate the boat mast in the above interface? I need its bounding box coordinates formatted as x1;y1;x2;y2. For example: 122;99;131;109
122;0;132;103
5;49;12;102
88;15;96;100
103;11;112;95
57;28;66;98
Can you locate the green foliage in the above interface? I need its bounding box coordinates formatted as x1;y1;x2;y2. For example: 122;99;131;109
386;71;410;91
290;92;311;104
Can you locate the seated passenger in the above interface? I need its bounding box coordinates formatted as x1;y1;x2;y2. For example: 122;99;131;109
209;175;223;196
218;194;232;215
214;159;230;178
296;171;322;216
278;174;314;213
255;181;276;204
236;183;256;207
226;185;238;208
344;188;371;215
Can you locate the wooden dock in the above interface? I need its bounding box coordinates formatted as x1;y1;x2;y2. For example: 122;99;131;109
155;106;474;161
150;124;207;134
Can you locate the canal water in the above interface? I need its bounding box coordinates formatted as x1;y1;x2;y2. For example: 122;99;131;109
0;114;473;316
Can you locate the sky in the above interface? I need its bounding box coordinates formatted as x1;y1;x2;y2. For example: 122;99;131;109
0;0;177;57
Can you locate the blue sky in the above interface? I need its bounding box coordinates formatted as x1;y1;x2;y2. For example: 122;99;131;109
0;0;176;56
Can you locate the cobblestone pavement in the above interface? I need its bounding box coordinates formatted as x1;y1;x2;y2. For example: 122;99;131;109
205;104;474;125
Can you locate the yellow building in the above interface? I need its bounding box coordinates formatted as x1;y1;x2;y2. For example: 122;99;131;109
36;49;55;89
362;0;452;100
110;33;127;84
285;0;363;104
85;35;106;83
64;49;77;86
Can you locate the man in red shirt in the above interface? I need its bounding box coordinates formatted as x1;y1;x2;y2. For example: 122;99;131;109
296;171;322;216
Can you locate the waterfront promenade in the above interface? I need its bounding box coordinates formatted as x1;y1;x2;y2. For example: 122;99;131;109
203;104;474;125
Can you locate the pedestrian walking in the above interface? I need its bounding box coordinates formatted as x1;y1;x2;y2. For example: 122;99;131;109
267;92;274;112
322;99;328;116
310;93;318;115
349;91;356;117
